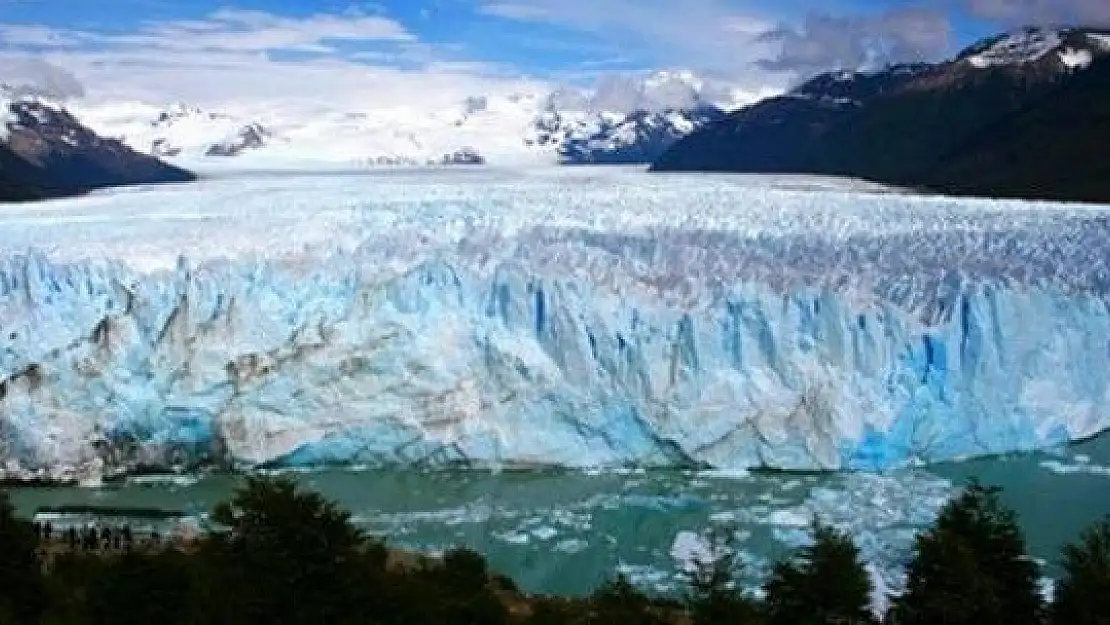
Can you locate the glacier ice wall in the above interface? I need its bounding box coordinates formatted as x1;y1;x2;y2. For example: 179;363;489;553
1;171;1109;476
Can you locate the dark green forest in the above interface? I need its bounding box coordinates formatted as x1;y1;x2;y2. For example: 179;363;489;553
0;478;1106;625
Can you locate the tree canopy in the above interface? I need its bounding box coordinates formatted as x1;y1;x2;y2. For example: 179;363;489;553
1053;517;1110;625
765;519;875;625
892;482;1043;625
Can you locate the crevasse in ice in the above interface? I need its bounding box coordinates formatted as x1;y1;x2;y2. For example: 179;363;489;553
1;171;1108;476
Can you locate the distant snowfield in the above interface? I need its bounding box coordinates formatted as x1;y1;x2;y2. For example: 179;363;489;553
69;94;562;167
63;69;762;169
1;170;1109;478
0;169;981;270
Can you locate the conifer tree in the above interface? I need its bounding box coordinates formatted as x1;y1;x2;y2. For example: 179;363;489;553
1052;517;1110;625
765;518;875;625
0;491;45;624
198;476;376;625
891;482;1042;625
685;524;764;625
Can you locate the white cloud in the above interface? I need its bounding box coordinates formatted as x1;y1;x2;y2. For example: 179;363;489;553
478;3;555;21
92;8;414;53
966;0;1110;27
757;8;952;77
475;0;788;95
0;1;870;112
2;48;543;111
0;57;86;98
0;24;91;47
0;8;535;109
478;0;775;58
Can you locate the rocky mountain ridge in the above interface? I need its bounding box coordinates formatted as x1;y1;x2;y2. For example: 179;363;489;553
652;27;1110;203
0;93;195;201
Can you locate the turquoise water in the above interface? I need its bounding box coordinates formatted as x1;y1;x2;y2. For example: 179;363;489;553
9;435;1110;597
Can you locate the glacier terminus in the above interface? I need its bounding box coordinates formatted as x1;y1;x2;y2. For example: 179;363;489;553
1;168;1108;479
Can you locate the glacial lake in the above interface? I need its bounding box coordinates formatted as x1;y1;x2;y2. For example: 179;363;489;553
9;433;1110;598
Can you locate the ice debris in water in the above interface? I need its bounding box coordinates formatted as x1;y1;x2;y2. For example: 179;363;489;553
674;471;955;612
1040;460;1110;476
670;531;715;573
766;472;953;596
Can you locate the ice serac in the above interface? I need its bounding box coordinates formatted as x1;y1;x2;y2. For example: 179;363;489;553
1;175;1109;477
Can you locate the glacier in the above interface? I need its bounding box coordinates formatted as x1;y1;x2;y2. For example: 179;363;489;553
1;169;1109;477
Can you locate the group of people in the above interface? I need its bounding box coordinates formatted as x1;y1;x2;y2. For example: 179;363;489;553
32;520;161;552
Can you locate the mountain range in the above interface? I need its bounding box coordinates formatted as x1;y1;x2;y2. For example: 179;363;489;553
1;69;739;200
652;27;1110;203
60;69;742;170
5;28;1110;204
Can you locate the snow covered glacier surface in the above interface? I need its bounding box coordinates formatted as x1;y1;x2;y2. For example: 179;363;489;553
1;169;1109;477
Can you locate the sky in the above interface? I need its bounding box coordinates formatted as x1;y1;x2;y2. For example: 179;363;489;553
1;0;1109;108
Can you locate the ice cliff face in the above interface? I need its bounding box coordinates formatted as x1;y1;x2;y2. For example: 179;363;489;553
1;171;1109;478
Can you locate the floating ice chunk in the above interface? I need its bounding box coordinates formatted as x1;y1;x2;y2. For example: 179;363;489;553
670;531;714;573
554;538;588;554
772;527;813;547
867;563;892;616
532;526;559;541
493;531;531;545
767;509;812;528
1039;577;1056;603
370;505;495;526
779;479;804;492
750;472;955;601
617;562;677;593
1040;460;1110;476
697;468;753;480
125;474;201;488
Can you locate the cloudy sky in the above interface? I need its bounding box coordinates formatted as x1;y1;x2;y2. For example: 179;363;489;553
1;0;1109;107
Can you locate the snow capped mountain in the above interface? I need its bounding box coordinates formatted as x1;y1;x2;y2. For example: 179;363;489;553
774;27;1110;112
1;88;115;155
786;64;932;107
654;26;1110;203
69;92;542;168
0;91;194;201
528;70;744;165
552;105;729;165
205;123;273;157
61;69;746;169
0;95;17;143
962;27;1065;68
72;101;271;162
956;27;1110;71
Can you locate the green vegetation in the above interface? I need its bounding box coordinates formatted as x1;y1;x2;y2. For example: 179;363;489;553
0;492;46;623
684;524;762;625
1052;517;1110;625
0;477;1105;624
891;482;1043;625
765;520;875;625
